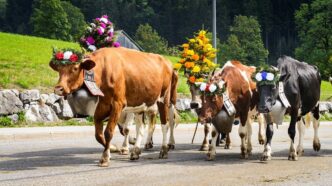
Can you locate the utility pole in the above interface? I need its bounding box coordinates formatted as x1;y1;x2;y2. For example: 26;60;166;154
212;0;217;64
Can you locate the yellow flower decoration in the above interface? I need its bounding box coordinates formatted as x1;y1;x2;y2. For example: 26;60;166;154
192;66;201;73
174;63;182;70
186;50;194;56
182;43;189;48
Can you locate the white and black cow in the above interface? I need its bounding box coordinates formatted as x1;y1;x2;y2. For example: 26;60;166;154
257;56;321;161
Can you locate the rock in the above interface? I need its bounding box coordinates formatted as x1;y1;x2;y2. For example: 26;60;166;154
25;104;59;123
19;89;40;104
51;102;62;114
46;93;61;105
40;94;49;105
7;114;19;123
58;98;74;119
0;89;23;115
176;98;191;111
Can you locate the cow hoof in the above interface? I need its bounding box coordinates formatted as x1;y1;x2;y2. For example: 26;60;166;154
168;144;175;150
130;147;141;160
247;150;252;156
119;148;129;155
313;140;321;151
200;145;209;151
288;152;298;161
260;154;271;161
109;144;120;153
159;145;168;159
129;137;136;145
206;152;216;161
98;159;110;167
144;142;153;150
296;146;304;157
241;153;249;159
224;144;232;149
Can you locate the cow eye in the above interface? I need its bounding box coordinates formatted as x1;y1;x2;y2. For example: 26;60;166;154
72;67;79;72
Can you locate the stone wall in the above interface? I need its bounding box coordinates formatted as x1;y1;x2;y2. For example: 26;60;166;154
0;89;331;123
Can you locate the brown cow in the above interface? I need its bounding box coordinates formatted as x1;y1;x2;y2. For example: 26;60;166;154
50;47;178;167
198;61;262;160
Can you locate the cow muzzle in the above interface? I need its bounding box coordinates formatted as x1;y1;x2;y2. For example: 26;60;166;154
54;85;65;96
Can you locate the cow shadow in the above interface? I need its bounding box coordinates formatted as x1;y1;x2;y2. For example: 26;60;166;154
1;144;332;171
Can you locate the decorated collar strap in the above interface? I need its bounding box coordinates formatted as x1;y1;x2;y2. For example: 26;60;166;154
197;80;226;96
51;48;83;65
254;70;280;86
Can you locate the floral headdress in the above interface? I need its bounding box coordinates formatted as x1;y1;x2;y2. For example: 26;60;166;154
79;15;120;52
51;47;83;65
253;66;280;86
197;80;226;96
174;30;218;84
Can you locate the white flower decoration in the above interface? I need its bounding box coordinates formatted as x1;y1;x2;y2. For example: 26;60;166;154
100;18;108;24
108;27;114;33
88;45;97;51
63;51;73;60
218;80;225;89
87;26;92;32
255;73;263;81
208;84;217;93
266;73;274;81
200;83;207;92
90;23;96;28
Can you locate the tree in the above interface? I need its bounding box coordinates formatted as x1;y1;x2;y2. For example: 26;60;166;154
295;0;332;79
61;1;86;41
220;15;268;66
4;0;34;33
134;23;169;54
30;0;71;41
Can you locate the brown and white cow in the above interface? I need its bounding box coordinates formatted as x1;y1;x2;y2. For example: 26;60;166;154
50;47;178;167
198;61;263;160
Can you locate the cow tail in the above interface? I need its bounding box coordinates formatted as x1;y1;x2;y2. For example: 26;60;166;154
305;113;311;128
170;71;178;105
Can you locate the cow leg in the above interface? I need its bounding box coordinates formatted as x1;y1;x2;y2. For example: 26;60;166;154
296;118;305;156
288;113;298;161
130;113;145;160
99;102;123;167
239;123;249;159
207;126;218;161
224;133;232;149
119;113;135;155
158;101;170;159
168;105;176;150
312;106;321;151
257;113;265;145
145;112;156;150
200;123;210;151
261;113;273;161
246;117;253;155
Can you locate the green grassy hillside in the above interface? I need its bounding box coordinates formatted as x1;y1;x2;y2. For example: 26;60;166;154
0;32;190;94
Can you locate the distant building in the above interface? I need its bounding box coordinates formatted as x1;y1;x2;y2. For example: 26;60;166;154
115;30;143;51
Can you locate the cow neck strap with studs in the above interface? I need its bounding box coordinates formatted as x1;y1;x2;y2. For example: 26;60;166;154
83;70;104;97
278;81;290;108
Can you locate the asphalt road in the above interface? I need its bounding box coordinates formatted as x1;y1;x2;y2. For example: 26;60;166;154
1;122;332;186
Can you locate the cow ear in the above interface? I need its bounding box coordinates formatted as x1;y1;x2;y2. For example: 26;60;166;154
80;59;96;70
49;61;58;71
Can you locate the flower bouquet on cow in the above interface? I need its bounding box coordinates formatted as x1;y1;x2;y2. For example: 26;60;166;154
79;15;121;52
174;30;217;85
51;47;83;65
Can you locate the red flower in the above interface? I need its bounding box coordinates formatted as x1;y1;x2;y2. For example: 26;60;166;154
205;84;210;92
55;52;64;60
69;54;78;62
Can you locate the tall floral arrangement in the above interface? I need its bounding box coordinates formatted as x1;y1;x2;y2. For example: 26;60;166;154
174;30;217;84
79;15;120;52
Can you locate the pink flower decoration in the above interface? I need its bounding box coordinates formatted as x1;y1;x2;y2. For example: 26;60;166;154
100;23;106;28
113;42;120;48
97;27;104;35
108;31;114;38
95;18;100;21
86;36;95;45
102;15;108;19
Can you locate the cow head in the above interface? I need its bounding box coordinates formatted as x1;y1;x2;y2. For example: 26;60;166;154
254;68;279;113
198;80;226;124
49;59;96;96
